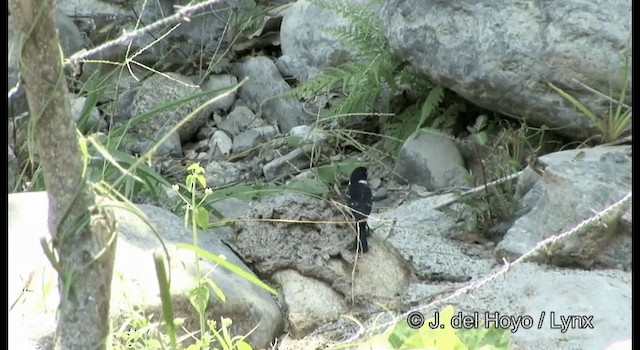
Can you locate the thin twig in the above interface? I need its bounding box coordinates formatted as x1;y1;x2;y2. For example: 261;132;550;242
7;0;225;98
430;170;523;211
65;0;223;67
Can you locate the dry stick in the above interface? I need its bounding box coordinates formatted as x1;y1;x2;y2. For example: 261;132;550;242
429;170;523;211
341;191;632;345
65;0;224;67
7;0;225;100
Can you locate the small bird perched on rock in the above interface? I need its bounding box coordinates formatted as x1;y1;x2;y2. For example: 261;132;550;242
344;166;373;253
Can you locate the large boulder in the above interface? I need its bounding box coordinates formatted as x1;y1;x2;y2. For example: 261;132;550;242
393;130;471;190
380;0;631;141
448;263;631;350
9;191;284;349
496;146;632;270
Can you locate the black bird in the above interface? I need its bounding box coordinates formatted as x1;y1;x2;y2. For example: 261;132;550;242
344;166;373;253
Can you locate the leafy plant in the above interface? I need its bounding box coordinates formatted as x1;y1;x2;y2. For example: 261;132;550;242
547;55;631;144
120;163;279;350
286;0;464;156
367;305;510;349
455;116;552;234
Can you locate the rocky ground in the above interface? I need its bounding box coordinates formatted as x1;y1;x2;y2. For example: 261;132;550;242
8;0;631;349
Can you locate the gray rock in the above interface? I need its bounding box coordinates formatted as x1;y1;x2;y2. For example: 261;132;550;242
165;0;256;67
253;125;278;141
130;129;183;158
373;187;387;201
231;126;277;154
230;193;412;305
196;124;216;140
69;95;102;130
126;0;174;65
262;148;311;181
9;191;283;350
273;269;348;337
234;57;307;132
232;129;264;153
393;130;470;190
119;73;210;157
210;197;253;220
289;124;328;146
207;197;254;242
496;146;632;270
203;74;238;113
280;0;357;69
183;139;211;160
217;106;264;137
52;9;86;57
99;67;151;123
205;161;254;188
380;0;632;141
135;73;209;140
374;194;495;282
447;262;631;350
55;0;129;18
208;130;233;160
275;54;319;82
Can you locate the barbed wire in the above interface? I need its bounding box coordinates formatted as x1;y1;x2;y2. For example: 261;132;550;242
346;190;632;342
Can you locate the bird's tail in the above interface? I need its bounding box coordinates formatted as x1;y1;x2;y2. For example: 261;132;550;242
356;221;369;253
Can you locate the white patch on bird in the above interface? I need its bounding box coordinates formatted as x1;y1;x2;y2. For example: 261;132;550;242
358;180;368;185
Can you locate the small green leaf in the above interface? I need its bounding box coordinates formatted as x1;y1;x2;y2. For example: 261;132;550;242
235;340;253;350
285;135;302;148
189;284;209;315
285;179;329;196
202;277;226;303
178;244;278;295
317;164;337;184
473;131;489;146
195;206;209;230
196;174;207;189
186;174;196;189
187;162;204;174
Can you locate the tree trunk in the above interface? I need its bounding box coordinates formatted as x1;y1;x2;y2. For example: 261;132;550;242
8;1;117;349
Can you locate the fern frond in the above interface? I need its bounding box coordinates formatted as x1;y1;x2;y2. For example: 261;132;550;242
313;0;387;57
417;86;444;130
432;101;466;130
472;115;488;133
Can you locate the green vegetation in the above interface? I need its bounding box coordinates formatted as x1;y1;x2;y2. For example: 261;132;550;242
288;0;465;154
366;305;510;350
548;49;631;145
10;0;628;348
112;163;277;349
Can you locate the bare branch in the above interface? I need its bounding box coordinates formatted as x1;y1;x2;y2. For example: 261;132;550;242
65;0;224;67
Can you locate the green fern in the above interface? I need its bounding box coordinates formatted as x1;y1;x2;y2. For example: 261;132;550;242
314;0;387;58
417;86;445;129
287;0;463;154
290;0;401;119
